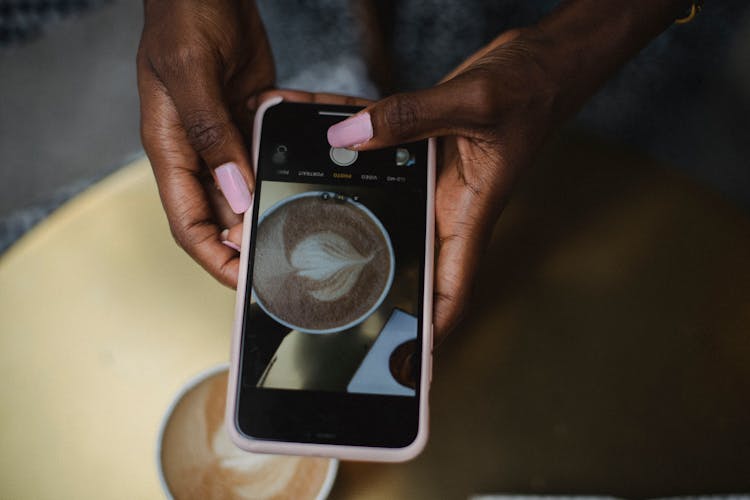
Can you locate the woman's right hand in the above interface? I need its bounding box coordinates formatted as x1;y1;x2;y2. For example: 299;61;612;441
137;0;274;287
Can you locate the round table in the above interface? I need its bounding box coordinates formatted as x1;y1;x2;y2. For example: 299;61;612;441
1;135;749;499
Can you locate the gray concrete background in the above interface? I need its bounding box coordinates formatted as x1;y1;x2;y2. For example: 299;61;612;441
1;0;749;253
0;0;143;250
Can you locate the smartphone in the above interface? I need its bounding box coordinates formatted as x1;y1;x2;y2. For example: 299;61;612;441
226;97;435;462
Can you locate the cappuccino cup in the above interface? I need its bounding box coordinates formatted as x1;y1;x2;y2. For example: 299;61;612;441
253;192;394;334
157;365;338;499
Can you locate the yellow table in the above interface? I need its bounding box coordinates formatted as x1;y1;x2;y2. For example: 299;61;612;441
2;135;749;499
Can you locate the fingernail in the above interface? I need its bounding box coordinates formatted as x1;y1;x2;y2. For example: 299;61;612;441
222;239;241;252
220;228;229;240
215;162;251;214
327;112;373;148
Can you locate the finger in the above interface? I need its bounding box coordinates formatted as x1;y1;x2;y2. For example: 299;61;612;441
432;228;486;346
431;170;498;345
326;81;470;150
203;170;243;229
139;66;241;287
157;54;254;214
220;223;243;252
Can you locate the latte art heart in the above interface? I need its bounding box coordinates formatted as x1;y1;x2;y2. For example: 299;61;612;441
253;194;393;332
290;231;374;302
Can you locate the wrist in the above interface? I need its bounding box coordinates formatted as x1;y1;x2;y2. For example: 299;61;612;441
531;0;693;121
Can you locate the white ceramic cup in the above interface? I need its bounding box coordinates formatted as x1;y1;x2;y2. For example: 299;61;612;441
253;191;395;334
156;364;338;499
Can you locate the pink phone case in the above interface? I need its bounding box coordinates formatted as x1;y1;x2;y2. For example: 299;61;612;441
225;96;436;462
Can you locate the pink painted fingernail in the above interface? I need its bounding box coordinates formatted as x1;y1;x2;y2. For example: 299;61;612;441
327;112;373;148
222;239;241;252
215;162;251;214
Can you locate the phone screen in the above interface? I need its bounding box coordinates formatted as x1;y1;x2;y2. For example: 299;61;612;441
236;102;429;448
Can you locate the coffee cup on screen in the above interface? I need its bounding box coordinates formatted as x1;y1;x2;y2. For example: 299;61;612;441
157;365;338;500
253;192;394;334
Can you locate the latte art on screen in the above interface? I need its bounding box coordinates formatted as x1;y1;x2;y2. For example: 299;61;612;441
290;231;374;302
253;194;393;332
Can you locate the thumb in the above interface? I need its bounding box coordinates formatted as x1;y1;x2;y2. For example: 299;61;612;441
327;83;464;150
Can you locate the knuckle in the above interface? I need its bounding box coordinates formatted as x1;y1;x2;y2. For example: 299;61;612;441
434;289;467;334
501;28;524;43
183;111;229;154
382;94;421;138
435;289;459;309
216;258;238;288
167;204;201;252
459;30;560;128
499;38;559;118
463;72;504;126
170;216;211;254
168;219;189;250
153;43;207;80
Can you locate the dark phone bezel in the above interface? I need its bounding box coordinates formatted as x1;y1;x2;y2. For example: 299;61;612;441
234;102;428;449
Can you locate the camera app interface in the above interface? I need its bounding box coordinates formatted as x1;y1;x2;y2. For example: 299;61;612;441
243;109;427;397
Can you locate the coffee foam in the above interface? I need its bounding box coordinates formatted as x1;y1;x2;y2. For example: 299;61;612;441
253;196;391;331
160;370;331;499
290;231;373;301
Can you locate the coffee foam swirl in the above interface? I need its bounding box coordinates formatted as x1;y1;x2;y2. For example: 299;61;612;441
211;423;299;498
160;370;332;499
290;231;373;302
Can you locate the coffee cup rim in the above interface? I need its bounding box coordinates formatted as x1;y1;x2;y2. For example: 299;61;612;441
252;191;395;334
156;363;339;500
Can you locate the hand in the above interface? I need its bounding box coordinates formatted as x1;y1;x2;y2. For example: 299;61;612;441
221;89;375;249
326;29;561;344
137;0;274;287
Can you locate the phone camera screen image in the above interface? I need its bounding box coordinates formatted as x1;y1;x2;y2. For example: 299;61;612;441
236;102;430;448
